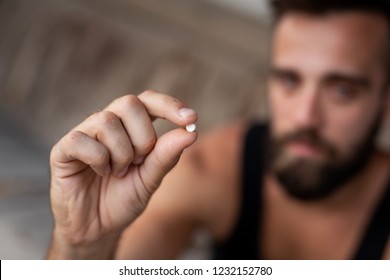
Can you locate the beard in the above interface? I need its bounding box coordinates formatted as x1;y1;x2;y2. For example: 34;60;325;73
266;116;382;201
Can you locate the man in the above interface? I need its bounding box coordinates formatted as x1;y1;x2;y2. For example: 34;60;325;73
47;0;390;259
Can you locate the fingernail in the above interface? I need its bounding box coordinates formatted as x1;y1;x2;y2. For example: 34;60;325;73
178;108;195;118
133;156;145;165
117;166;129;178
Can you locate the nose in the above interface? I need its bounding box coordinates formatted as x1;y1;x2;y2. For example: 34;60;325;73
294;87;322;130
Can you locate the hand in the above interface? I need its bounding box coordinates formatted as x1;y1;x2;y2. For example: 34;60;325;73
48;90;197;256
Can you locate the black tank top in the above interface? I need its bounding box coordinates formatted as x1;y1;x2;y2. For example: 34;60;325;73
213;123;390;259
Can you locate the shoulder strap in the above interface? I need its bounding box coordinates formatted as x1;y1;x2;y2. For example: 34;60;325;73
213;122;267;259
353;180;390;259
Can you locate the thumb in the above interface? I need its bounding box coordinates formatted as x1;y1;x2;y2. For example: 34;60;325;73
139;127;198;194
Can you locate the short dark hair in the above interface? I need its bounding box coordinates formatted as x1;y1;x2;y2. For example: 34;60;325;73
270;0;390;22
270;0;390;87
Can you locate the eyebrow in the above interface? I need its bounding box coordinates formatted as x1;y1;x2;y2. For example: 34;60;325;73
324;72;371;89
269;67;299;78
270;67;372;89
270;66;298;75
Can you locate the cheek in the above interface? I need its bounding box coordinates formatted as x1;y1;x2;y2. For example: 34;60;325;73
325;104;378;156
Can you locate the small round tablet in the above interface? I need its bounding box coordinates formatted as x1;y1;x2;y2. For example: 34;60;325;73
186;123;196;132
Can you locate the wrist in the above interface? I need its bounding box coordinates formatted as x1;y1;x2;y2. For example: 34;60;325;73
47;228;122;260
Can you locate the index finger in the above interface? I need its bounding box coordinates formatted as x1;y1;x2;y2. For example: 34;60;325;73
138;90;198;126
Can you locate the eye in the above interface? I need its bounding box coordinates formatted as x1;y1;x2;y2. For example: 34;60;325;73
273;73;299;91
328;83;358;103
282;76;298;89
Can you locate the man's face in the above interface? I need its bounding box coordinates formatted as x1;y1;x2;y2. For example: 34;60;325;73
268;11;389;200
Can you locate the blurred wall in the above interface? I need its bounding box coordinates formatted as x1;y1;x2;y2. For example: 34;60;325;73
0;0;270;150
204;0;270;20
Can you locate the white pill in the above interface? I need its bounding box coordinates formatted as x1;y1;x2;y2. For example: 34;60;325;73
186;123;196;132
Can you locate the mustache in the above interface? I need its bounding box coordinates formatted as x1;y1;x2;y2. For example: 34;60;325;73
274;129;337;158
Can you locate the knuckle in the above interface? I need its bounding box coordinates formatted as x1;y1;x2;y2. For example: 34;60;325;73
65;130;85;146
118;94;141;109
159;94;185;108
88;111;100;122
97;111;118;127
94;146;109;165
139;135;157;154
115;139;134;162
